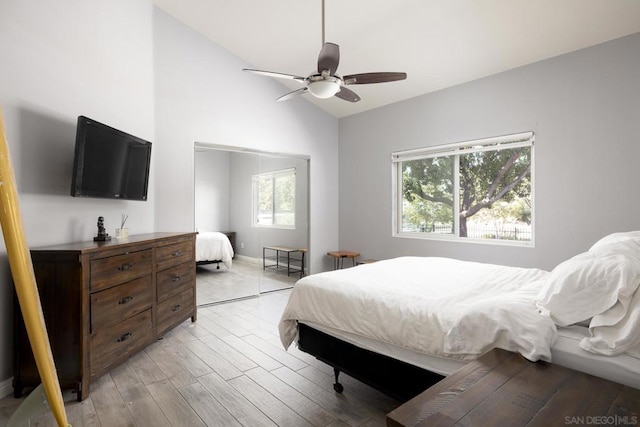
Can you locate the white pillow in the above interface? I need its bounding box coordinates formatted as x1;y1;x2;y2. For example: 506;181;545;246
589;239;640;261
535;251;640;326
589;231;640;254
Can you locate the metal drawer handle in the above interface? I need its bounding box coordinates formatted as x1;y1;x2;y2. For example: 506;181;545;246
172;304;182;312
118;296;133;305
171;275;182;282
117;332;132;342
118;263;133;271
171;250;182;257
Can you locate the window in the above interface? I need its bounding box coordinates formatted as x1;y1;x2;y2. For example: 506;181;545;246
252;168;296;228
392;132;534;245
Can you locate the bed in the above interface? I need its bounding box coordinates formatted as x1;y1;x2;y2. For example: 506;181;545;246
278;232;640;401
195;231;234;269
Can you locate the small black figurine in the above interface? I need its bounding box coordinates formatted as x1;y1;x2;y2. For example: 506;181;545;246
94;216;111;241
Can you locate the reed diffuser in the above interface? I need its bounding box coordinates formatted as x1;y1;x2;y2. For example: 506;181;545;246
116;214;129;239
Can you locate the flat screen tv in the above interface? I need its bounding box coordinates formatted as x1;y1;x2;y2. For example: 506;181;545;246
70;116;152;201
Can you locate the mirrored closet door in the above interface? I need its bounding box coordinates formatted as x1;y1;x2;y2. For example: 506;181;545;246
193;143;309;305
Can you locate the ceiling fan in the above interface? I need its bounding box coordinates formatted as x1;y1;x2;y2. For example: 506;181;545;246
242;0;407;103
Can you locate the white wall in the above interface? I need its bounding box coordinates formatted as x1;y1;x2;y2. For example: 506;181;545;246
339;32;640;271
0;1;339;394
0;0;155;387
153;8;339;274
194;150;230;231
229;152;261;259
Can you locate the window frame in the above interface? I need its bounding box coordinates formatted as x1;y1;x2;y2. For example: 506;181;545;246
391;132;535;247
252;167;296;229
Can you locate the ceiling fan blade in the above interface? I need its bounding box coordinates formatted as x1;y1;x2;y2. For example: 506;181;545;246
335;86;361;103
243;69;306;83
317;42;340;75
276;87;308;102
342;72;407;85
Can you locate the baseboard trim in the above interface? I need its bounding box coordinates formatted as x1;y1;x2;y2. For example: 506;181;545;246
0;377;13;399
234;254;261;265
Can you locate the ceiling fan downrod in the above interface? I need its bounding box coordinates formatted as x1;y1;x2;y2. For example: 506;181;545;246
321;0;326;46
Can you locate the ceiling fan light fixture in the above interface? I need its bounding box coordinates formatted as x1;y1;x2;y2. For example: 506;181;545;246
307;79;340;98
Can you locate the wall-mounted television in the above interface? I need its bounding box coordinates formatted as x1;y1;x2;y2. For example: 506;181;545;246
70;116;152;201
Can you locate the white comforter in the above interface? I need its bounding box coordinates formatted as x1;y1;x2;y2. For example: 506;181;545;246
279;256;557;362
196;231;234;269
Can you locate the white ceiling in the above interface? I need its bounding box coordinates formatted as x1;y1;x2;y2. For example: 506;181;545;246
152;0;640;118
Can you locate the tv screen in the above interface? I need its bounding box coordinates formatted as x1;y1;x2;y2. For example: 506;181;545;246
70;116;152;201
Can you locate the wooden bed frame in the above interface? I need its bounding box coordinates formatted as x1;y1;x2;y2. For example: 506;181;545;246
297;323;444;402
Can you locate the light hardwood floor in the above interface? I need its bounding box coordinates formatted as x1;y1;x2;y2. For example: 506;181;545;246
0;289;399;426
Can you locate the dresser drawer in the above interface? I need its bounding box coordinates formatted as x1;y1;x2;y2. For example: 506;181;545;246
90;308;153;376
157;262;194;302
156;240;193;271
157;288;194;336
91;249;152;292
91;276;152;330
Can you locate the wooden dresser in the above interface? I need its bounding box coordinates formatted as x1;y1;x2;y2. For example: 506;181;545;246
13;232;197;401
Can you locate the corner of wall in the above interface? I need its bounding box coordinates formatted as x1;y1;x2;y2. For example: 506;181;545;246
0;376;12;399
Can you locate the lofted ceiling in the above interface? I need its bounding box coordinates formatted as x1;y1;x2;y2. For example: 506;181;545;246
152;0;640;118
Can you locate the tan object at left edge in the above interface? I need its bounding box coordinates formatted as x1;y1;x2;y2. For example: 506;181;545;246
0;108;69;426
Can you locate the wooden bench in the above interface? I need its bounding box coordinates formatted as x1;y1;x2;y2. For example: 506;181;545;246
263;246;305;277
387;348;640;426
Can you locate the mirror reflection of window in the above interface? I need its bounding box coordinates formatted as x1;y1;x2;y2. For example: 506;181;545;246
252;168;296;228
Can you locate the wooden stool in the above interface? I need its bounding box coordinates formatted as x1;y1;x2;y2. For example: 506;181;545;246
327;250;360;269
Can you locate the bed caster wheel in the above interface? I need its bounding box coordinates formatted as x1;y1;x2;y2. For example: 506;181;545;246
332;368;343;393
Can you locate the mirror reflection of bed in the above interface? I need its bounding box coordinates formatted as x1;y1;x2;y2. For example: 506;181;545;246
194;143;309;305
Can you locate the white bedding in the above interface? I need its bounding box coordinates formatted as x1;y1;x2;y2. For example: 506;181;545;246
196;231;234;269
279;256;555;362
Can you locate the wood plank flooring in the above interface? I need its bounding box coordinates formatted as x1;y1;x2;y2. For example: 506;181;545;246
0;289;400;426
